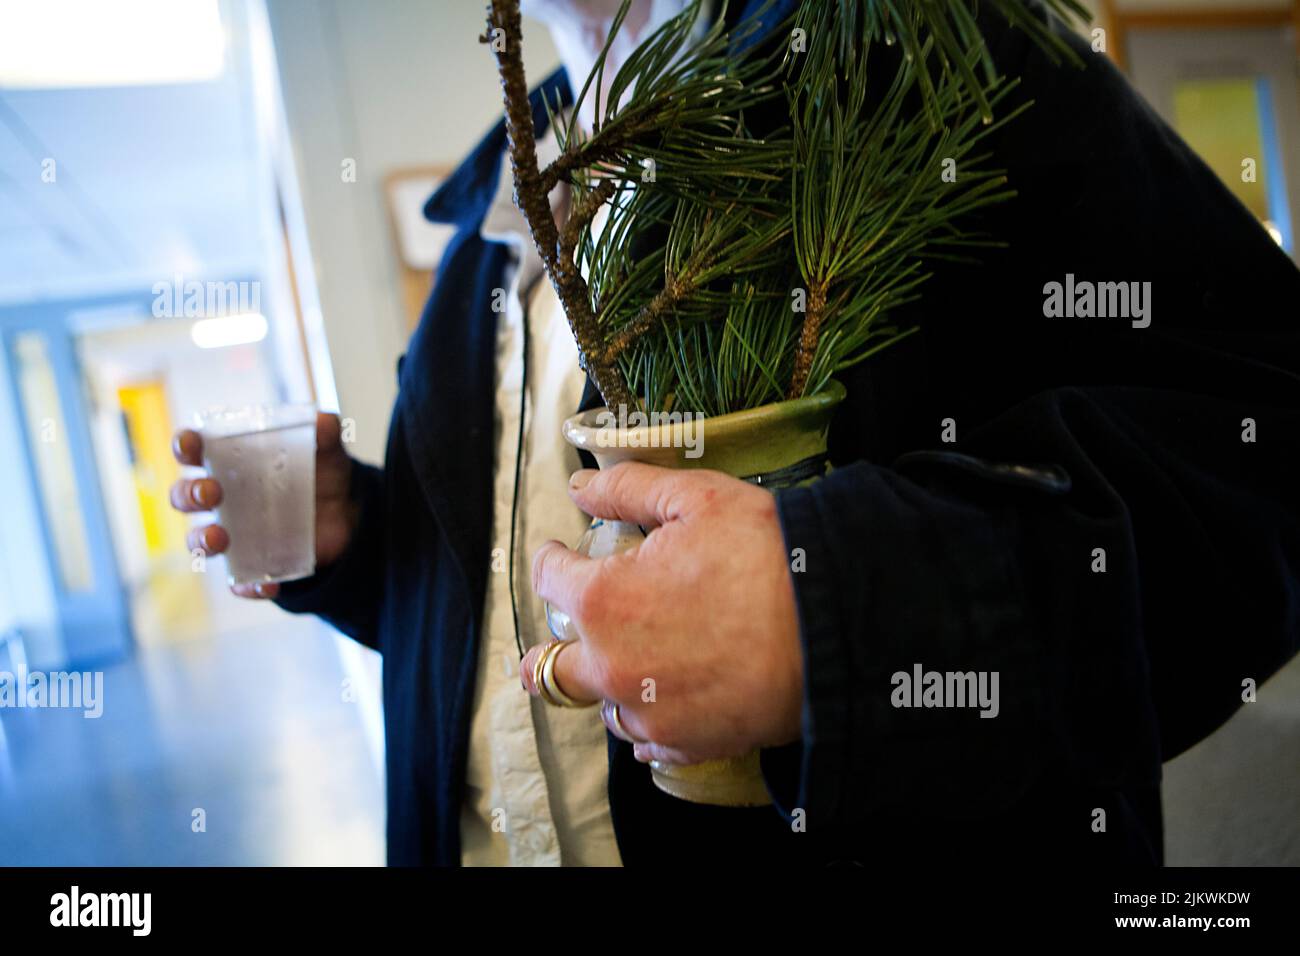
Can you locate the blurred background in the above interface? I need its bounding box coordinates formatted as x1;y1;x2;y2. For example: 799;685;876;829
0;0;1295;866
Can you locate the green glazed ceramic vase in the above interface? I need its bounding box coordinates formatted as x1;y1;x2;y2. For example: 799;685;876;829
547;380;846;807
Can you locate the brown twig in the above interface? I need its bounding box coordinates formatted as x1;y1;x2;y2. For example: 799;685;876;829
596;201;732;362
542;147;611;195
601;273;692;363
787;281;827;399
484;0;635;412
539;105;659;193
560;179;617;264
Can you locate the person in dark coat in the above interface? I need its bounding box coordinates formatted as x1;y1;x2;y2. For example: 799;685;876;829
171;0;1300;865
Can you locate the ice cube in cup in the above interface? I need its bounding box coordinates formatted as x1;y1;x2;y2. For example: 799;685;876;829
196;403;317;587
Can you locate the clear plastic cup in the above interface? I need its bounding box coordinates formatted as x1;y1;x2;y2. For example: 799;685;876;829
196;403;317;587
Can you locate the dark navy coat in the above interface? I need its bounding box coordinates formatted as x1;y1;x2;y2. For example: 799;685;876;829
277;1;1300;865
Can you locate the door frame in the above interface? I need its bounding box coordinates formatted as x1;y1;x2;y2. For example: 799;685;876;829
1101;1;1300;71
0;294;153;666
1108;4;1300;262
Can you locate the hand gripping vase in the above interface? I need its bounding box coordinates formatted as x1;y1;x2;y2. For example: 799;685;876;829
546;380;846;807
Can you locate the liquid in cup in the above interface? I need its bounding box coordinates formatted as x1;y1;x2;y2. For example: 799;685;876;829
197;404;317;587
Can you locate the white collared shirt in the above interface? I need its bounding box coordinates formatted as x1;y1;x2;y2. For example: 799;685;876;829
458;128;623;867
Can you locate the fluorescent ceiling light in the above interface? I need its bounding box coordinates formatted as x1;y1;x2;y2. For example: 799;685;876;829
191;313;268;349
0;0;225;89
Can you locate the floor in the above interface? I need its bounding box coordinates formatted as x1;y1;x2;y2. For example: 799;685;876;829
0;615;385;866
1163;652;1300;866
0;610;1294;866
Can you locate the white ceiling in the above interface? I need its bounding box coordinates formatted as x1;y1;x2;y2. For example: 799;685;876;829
0;0;1290;310
0;3;266;308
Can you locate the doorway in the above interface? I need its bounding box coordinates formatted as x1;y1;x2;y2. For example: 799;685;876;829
1120;15;1300;262
1;312;131;666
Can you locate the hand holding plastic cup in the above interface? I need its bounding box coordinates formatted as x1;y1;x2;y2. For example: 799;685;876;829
196;403;318;587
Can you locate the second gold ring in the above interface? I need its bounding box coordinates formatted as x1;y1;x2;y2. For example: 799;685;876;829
534;639;593;709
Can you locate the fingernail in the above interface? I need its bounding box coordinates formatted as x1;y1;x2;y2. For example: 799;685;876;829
254;583;268;598
569;470;594;491
191;481;208;508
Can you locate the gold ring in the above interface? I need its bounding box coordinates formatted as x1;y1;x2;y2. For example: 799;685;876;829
535;639;593;709
531;641;552;703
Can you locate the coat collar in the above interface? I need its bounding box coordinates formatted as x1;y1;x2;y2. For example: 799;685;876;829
423;67;573;231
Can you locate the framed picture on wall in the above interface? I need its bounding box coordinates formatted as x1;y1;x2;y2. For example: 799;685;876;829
384;166;456;330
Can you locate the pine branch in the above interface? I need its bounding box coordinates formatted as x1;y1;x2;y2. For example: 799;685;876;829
602;271;694;363
484;0;635;412
482;0;1089;416
856;0;1092;124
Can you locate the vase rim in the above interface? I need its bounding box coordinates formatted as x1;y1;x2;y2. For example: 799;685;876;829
562;379;846;453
